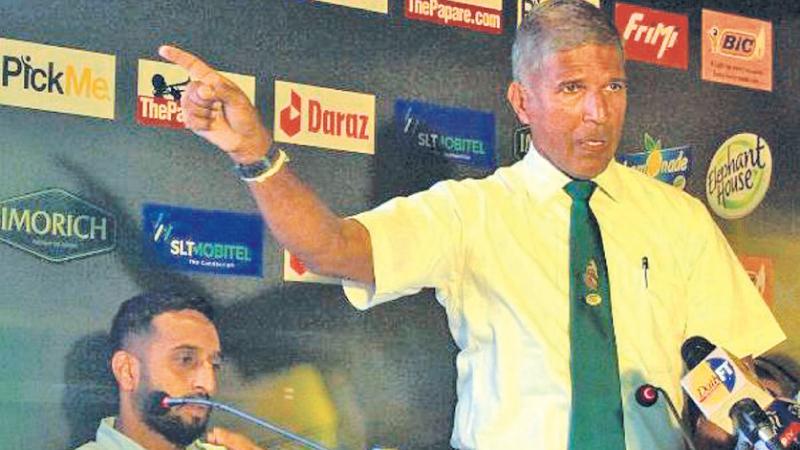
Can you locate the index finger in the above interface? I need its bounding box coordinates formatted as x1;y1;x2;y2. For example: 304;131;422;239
158;45;219;83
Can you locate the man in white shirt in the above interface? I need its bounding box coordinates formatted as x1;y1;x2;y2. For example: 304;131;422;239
158;0;785;448
75;292;263;450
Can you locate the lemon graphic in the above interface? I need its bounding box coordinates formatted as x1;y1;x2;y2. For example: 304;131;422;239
645;150;663;177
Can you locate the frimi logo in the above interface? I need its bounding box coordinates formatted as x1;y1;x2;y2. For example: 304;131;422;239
615;3;688;70
0;38;115;119
274;80;375;154
708;25;766;60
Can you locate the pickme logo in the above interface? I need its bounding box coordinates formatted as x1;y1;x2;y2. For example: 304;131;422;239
0;188;116;262
0;38;115;119
708;25;766;60
706;133;771;219
696;358;736;403
274;80;375;154
1;55;110;99
280;90;302;137
615;3;689;70
136;59;255;129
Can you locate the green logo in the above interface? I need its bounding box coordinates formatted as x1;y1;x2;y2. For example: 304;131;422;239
705;133;771;219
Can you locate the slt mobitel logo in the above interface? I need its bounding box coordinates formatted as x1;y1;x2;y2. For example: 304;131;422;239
136;59;255;129
0;38;115;119
615;2;689;70
274;80;375;154
706;133;771;220
0;188;116;262
701;9;773;91
407;0;503;35
143;203;263;277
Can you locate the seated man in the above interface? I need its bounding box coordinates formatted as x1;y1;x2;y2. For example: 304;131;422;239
75;292;263;450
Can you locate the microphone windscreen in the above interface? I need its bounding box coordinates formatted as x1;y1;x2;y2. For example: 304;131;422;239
146;390;171;416
681;336;715;369
635;384;659;407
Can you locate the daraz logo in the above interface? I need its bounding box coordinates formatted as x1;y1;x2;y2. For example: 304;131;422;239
274;80;375;154
0;38;115;119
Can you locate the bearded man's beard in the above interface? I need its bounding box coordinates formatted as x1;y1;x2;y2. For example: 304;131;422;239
134;378;211;446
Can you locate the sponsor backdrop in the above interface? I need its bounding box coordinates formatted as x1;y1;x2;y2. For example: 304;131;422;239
0;1;798;449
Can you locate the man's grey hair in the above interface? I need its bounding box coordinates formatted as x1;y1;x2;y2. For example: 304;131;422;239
512;0;623;82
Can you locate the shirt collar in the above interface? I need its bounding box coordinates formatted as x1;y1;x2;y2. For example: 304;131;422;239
521;143;625;203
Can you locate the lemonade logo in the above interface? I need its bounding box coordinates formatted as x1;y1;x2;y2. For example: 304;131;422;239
706;133;771;219
136;59;255;129
617;133;692;189
0;38;115;119
701;10;773;91
143;203;263;277
0;188;116;262
274;80;375;154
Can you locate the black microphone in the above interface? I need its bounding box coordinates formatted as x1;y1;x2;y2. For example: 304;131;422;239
635;384;698;450
730;398;786;450
152;390;330;450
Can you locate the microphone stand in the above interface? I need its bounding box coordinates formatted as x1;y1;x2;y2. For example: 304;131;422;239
165;397;330;450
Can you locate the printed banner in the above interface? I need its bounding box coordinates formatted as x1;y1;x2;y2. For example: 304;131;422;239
315;0;388;13
0;38;115;119
136;59;255;129
0;188;116;262
618;134;692;190
274;80;375;154
615;2;689;70
701;9;773;91
738;255;774;308
517;0;600;27
142;203;263;277
396;98;495;169
705;133;771;219
283;250;340;285
406;0;503;35
513;125;531;161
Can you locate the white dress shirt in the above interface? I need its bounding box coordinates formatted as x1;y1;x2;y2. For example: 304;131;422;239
343;147;785;450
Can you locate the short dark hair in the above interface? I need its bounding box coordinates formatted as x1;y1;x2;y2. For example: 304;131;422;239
109;292;216;352
512;0;623;81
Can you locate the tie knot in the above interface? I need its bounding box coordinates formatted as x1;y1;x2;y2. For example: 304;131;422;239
564;180;596;202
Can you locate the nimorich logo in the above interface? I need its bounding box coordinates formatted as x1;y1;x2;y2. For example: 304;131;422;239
143;203;263;277
136;59;255;129
706;133;771;219
274;80;375;154
0;189;116;262
0;38;115;119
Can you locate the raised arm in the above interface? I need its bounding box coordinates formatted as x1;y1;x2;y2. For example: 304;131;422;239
158;45;374;284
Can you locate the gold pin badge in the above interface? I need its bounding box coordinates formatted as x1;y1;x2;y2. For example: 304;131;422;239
583;259;599;291
585;293;602;306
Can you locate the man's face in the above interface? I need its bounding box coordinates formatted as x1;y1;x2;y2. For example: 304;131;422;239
508;44;627;179
132;310;222;446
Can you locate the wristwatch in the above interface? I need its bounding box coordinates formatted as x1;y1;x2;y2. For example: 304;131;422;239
234;144;279;180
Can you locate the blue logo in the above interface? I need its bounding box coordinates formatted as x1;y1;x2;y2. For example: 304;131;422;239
396;99;495;169
143;203;263;277
707;358;737;392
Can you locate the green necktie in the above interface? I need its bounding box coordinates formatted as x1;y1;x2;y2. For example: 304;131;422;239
564;180;626;450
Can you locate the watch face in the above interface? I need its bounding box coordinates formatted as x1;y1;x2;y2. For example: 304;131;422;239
236;158;270;179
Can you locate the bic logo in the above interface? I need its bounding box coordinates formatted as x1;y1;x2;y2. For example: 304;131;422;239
0;38;115;119
280;90;302;137
708;358;737;392
273;80;375;154
708;26;766;60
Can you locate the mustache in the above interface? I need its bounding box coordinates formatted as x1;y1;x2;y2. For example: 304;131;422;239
146;390;212;416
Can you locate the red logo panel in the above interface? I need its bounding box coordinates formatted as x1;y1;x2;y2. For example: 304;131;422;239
615;2;689;70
